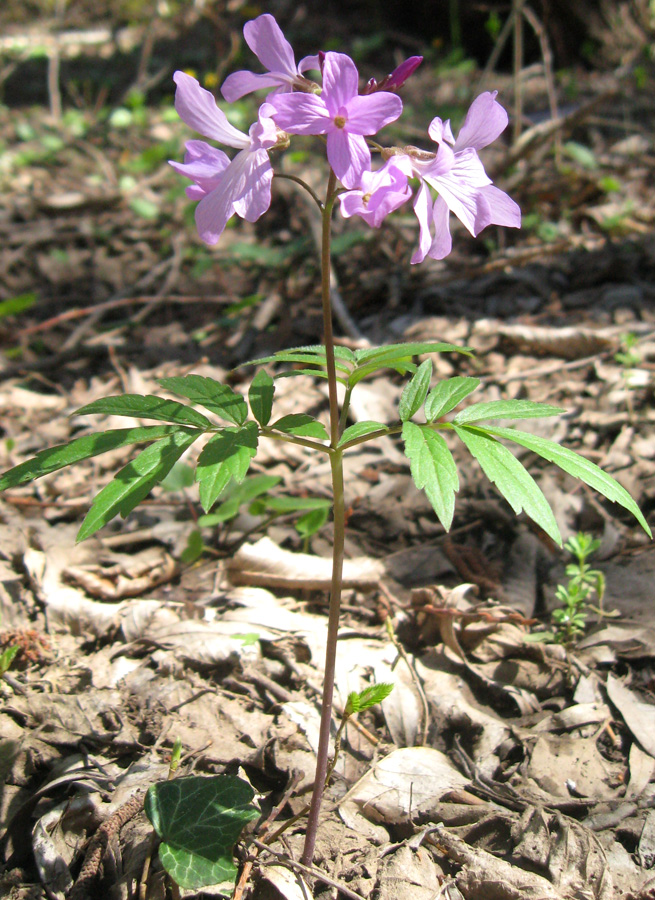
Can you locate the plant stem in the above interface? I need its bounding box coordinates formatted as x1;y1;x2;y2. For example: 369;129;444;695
301;169;345;866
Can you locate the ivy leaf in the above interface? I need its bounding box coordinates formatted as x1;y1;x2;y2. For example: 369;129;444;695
159;375;248;425
454;425;561;545
73;394;212;429
196;423;258;513
425;376;480;422
453;399;565;425
399;359;433;422
0;426;182;491
402;422;459;530
145;775;258;890
480;425;652;537
270;415;329;440
337;421;388;448
77;429;200;541
248;370;274;427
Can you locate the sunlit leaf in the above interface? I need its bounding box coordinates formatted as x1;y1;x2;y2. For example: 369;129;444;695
453;400;565;425
402;422;459;530
196;423;258;513
270;415;329;440
399;359;432;422
424;376;480;422
248;370;274;427
338;421;388;447
159;375;248;425
74;394;212;429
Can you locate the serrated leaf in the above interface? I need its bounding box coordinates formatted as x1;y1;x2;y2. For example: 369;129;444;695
0;426;183;491
453;399;565;425
270;415;329;440
74;394;212;428
338;421;388;448
199;474;282;525
348;359;417;388
399;359;433;422
354;341;472;363
402;422;459;530
345;683;394;715
159;375;248;425
274;369;348;385
248;370;274;427
243;345;353;372
480;425;652;537
77;429;200;541
295;506;329;538
145;775;258;890
425;376;480;422
196;423;258;512
454;425;561;545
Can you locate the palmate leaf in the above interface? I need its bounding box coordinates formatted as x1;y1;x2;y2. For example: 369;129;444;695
402;422;459;530
77;429;201;541
74;394;212;429
248;370;274;427
196;422;258;513
0;426;184;491
425;376;480;422
399;359;432;422
453;425;561;544
145;775;258;890
159;375;248;425
480;425;652;537
453;399;565;425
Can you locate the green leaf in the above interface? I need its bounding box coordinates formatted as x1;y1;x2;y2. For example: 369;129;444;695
338;421;388;448
348;359;417;388
144;775;258;890
402;422;459;530
453;399;565;425
196;423;258;513
354;342;472;363
425;376;480;422
0;426;183;491
159;375;248;425
454;425;561;545
159;461;195;492
345;683;394;715
198;474;281;525
399;359;432;422
295;506;329;538
0;292;37;319
77;429;200;541
180;529;205;565
244;345;353;372
480;425;652;537
74;395;212;429
263;494;331;513
0;644;20;676
248;370;274;427
270;415;329;440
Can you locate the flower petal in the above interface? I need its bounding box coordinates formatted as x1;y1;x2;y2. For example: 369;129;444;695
476;184;521;230
268;93;331;134
411;182;433;264
345;92;403;135
428;195;453;259
327;131;371;189
428;116;455;146
322;52;359;113
221;70;289;103
168;139;230;196
174;71;250;148
243;14;297;77
232;149;274;222
298;54;321;73
454;91;508;151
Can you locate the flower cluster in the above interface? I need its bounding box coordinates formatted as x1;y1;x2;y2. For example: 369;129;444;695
170;13;520;260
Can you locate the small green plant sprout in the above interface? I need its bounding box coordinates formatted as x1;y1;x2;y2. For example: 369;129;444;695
615;332;642;374
0;642;20;679
531;532;608;646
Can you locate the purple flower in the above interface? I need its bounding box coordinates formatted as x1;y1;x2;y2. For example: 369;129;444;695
339;159;411;227
362;56;423;94
169;71;280;245
221;14;319;103
395;91;521;263
268;52;403;189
